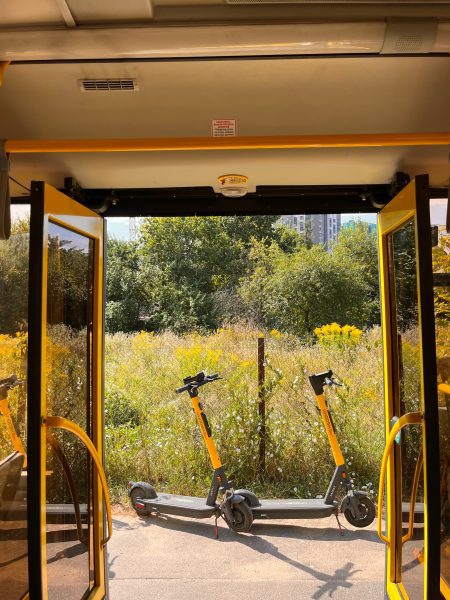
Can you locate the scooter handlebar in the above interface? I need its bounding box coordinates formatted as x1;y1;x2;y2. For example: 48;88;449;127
0;374;23;389
309;370;342;395
175;372;221;394
324;377;342;387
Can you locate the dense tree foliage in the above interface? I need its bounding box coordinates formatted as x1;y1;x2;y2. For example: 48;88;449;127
0;215;380;337
106;239;145;333
331;221;380;327
105;217;380;336
0;219;29;334
136;216;297;332
239;237;375;337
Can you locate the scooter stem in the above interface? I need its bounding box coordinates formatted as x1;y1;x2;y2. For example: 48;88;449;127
315;393;345;467
191;393;223;470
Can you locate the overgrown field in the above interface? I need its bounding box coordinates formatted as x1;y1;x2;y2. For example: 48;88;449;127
105;324;385;503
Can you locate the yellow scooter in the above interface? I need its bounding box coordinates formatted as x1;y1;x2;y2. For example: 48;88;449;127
235;370;376;528
128;372;254;533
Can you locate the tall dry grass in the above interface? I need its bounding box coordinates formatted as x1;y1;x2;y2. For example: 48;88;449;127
105;324;385;502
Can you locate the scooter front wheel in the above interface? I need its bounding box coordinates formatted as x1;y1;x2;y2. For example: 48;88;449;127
343;496;375;528
224;501;253;533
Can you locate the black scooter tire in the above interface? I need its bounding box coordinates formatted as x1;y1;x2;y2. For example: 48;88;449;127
225;501;253;533
343;496;375;528
130;487;151;516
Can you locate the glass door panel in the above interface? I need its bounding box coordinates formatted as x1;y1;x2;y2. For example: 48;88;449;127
431;197;450;596
28;183;106;600
387;220;424;598
45;222;94;599
0;205;30;599
379;176;440;599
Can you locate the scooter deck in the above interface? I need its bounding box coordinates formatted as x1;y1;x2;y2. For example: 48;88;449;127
140;493;218;519
252;498;338;520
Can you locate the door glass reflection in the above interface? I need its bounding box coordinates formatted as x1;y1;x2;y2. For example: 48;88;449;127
46;222;94;599
389;220;424;600
0;208;29;599
432;207;450;589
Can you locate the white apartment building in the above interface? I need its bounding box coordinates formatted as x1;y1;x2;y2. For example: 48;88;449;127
279;214;341;251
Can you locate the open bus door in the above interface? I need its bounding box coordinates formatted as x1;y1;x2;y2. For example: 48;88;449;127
377;175;441;599
27;183;110;599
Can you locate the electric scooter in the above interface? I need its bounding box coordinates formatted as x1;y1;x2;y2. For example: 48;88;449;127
235;370;376;528
127;371;254;533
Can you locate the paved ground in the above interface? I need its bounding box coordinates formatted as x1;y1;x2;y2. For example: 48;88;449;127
107;508;385;600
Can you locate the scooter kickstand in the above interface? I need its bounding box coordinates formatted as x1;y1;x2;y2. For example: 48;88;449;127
215;515;219;540
335;514;344;536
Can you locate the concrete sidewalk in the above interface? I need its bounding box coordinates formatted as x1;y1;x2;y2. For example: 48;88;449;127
108;508;385;600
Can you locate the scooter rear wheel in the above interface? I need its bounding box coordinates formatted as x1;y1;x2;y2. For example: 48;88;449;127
130;487;151;516
343;496;375;527
225;501;253;533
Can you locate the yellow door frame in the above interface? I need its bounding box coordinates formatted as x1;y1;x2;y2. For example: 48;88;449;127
377;176;440;599
27;182;107;600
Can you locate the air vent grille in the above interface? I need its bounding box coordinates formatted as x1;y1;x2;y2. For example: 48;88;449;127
79;79;139;92
394;35;425;53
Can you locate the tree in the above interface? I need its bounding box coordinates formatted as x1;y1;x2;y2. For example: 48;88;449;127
0;219;29;334
332;221;380;326
105;239;145;333
138;216;286;332
239;240;372;338
433;233;450;322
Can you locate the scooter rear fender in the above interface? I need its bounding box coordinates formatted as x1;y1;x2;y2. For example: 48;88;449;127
127;481;157;499
234;489;261;507
340;490;369;518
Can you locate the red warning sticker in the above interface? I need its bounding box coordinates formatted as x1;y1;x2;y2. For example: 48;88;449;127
211;119;237;137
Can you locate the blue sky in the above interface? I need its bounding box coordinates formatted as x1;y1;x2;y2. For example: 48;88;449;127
106;213;380;241
10;203;446;241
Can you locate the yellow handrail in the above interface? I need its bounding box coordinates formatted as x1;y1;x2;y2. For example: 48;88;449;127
43;415;112;546
5;132;450;154
402;446;423;544
0;398;28;467
377;411;423;545
46;431;86;545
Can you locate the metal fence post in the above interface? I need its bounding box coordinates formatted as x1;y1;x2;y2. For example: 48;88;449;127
258;335;266;476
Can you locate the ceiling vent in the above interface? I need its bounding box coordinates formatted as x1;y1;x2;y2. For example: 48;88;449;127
79;79;139;92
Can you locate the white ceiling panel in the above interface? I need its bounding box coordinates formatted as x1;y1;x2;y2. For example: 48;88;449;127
66;0;153;23
8;146;450;194
0;0;65;27
2;58;450;139
2;57;449;190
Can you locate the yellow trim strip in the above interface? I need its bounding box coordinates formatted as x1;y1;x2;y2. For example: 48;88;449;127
377;411;423;545
0;61;9;86
43;415;112;546
439;383;450;395
5;132;450;154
